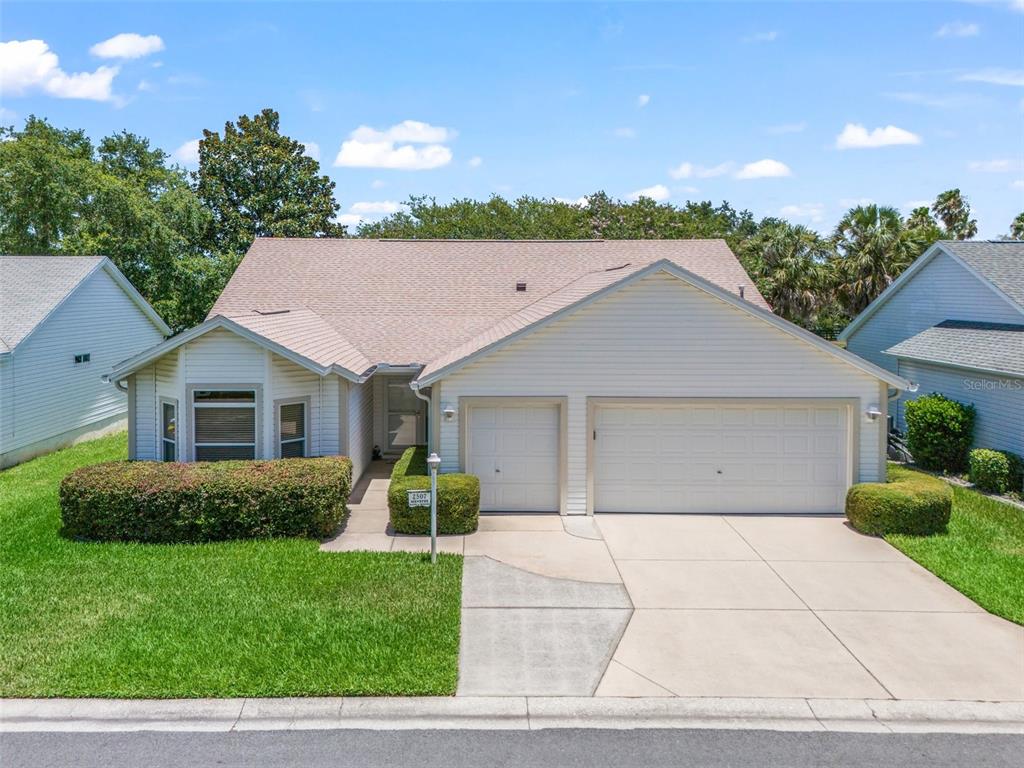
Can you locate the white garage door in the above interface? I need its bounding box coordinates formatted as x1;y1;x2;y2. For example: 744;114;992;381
466;403;560;512
593;401;849;514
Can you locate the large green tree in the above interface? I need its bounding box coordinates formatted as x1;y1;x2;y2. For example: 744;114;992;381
832;204;917;315
1010;212;1024;240
195;108;342;257
0;118;215;330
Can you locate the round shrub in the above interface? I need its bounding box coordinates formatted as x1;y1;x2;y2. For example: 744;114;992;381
60;457;352;543
904;393;975;473
845;465;952;536
969;449;1011;494
388;446;480;535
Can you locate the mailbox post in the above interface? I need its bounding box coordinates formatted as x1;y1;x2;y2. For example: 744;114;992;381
426;452;441;564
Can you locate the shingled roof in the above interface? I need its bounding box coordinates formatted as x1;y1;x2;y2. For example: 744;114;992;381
939;241;1024;309
211;238;769;367
0;255;105;352
885;320;1024;378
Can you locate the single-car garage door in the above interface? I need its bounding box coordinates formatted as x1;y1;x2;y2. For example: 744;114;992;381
466;402;561;512
593;401;850;514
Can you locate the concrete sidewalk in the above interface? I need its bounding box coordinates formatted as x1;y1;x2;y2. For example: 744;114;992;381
3;697;1023;734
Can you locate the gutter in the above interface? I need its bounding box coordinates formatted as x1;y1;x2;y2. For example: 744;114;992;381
409;380;432;453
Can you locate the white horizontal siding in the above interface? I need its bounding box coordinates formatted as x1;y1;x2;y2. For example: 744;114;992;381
348;379;374;481
439;271;886;514
1;267;164;457
130;327;347;462
846;252;1023;372
896;361;1024;456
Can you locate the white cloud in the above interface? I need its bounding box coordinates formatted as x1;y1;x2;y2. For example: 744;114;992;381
613;127;636;139
765;121;806;134
1011;179;1024;189
172;138;200;166
335;213;363;227
840;197;875;208
696;162;734;178
334;119;455;170
780;203;825;223
301;141;320;162
0;39;119;101
936;21;980;38
628;184;670;202
734;158;791;179
468;155;483;167
90;33;165;59
743;31;778;43
637;94;650;107
669;162;694;179
137;79;154;92
835;123;921;149
968;158;1020;172
884;92;974;109
371;179;387;189
555;196;589;207
349;200;403;215
957;68;1024;86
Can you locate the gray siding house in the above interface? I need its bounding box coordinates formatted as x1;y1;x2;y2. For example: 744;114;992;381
840;241;1024;456
0;256;170;468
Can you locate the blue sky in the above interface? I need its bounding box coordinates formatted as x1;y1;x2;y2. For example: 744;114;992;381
2;1;1023;236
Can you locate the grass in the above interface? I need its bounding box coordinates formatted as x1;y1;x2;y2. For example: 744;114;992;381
0;433;462;698
886;470;1024;625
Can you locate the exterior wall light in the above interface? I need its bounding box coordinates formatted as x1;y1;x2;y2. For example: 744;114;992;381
442;405;456;421
865;405;882;421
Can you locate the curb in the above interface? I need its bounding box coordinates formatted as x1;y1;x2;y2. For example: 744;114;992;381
3;697;1023;734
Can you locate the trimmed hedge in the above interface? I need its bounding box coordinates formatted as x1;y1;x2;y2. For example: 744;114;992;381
388;446;480;535
969;448;1024;494
60;457;352;543
904;393;975;473
845;464;952;536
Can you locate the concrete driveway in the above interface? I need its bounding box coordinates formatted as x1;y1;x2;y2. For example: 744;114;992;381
595;515;1024;702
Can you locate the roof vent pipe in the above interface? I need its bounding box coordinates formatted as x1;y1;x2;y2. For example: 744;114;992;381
738;285;745;299
516;281;527;292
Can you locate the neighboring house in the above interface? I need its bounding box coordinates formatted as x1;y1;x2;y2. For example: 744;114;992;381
841;240;1024;456
0;256;170;469
108;239;907;516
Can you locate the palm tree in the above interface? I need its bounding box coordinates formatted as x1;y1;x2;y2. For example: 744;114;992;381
833;204;916;315
743;221;832;325
932;188;978;240
1010;212;1024;240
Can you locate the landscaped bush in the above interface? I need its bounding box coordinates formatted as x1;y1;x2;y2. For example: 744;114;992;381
969;448;1024;494
846;464;952;536
388;446;479;535
60;457;352;543
904;393;975;473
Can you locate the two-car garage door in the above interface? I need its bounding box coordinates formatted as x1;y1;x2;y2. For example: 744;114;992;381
464;399;851;515
593;402;850;515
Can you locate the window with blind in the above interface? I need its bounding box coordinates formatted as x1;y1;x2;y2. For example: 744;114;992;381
161;399;177;462
193;390;256;461
278;401;307;458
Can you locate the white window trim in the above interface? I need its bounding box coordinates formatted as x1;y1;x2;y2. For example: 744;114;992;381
159;397;178;462
186;384;263;461
274;396;311;459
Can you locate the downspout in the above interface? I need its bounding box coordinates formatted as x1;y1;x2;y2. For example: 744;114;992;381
409;380;432;452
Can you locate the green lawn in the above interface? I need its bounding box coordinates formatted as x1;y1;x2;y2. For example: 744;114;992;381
887;475;1024;625
0;434;462;698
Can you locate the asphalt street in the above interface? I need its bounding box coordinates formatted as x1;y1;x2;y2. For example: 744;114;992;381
3;729;1023;768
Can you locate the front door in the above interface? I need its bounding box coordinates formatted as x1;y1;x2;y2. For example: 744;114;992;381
386;380;423;452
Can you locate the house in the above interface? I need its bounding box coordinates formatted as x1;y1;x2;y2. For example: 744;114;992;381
1;256;170;469
108;239;908;515
840;241;1024;457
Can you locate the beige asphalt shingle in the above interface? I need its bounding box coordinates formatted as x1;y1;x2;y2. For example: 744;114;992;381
0;255;104;351
212;239;768;368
